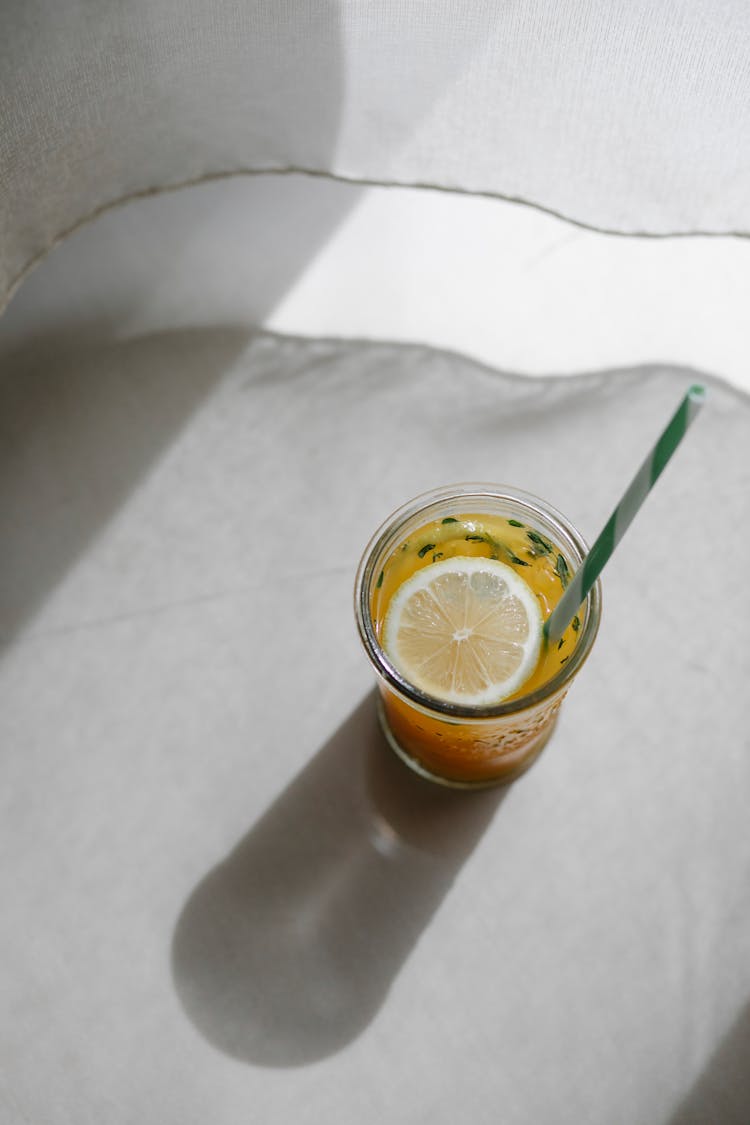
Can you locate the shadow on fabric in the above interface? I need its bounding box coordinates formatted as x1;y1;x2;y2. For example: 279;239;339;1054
171;692;506;1067
0;324;249;645
666;1001;750;1125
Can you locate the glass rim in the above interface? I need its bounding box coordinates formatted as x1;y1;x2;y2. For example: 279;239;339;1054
354;482;602;720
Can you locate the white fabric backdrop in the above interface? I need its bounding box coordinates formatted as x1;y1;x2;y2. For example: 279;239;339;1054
3;4;750;1121
3;0;750;305
2;174;750;393
1;331;749;1123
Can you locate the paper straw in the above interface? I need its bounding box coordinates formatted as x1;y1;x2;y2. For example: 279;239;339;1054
544;384;707;644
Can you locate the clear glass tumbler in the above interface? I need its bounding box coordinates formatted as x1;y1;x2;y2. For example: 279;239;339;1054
354;483;602;788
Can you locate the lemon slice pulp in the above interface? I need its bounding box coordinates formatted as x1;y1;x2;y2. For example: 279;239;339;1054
382;556;543;706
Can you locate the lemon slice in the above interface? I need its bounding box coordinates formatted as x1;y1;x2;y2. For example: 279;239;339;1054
382;556;543;706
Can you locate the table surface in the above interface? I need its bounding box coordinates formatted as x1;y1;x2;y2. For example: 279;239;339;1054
1;179;750;1124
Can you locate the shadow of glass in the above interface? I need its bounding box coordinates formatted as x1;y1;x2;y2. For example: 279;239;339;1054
666;1001;750;1125
171;692;505;1067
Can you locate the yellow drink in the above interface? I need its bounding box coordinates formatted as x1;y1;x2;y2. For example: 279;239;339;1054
355;485;602;788
371;513;581;701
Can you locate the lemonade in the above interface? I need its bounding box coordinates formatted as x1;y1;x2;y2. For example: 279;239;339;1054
372;513;582;700
355;485;601;787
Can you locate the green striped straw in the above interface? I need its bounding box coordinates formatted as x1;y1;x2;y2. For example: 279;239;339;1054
544;383;707;644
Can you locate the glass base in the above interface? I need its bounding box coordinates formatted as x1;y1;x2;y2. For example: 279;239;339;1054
375;696;556;790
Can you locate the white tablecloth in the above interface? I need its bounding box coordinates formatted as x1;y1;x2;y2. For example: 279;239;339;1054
1;330;749;1123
